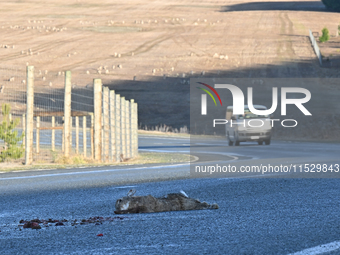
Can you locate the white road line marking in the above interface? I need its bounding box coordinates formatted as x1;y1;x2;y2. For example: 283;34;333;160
112;185;136;189
139;149;245;158
289;241;340;255
0;163;191;180
192;155;199;162
139;136;189;141
139;149;189;153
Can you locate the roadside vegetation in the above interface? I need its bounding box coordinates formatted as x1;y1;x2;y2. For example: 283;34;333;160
0;104;24;162
319;27;330;42
0;152;194;172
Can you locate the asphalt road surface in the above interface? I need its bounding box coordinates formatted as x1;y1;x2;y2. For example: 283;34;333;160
1;135;340;254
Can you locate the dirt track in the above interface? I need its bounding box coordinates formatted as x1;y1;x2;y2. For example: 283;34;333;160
0;0;339;134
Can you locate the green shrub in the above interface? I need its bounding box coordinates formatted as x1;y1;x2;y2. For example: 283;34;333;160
322;0;340;11
319;28;330;42
0;104;24;162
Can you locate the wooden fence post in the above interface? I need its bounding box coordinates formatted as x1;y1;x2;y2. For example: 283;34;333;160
93;79;102;161
101;114;104;161
90;113;94;159
70;117;72;153
130;99;135;158
121;97;126;160
51;116;55;151
126;100;131;158
25;66;34;165
64;71;72;157
36;116;40;154
115;94;121;162
75;116;79;154
22;114;25;147
83;116;87;157
109;90;116;162
103;87;110;162
62;116;64;152
134;102;138;156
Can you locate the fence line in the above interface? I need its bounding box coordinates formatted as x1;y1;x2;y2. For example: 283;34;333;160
309;29;322;66
109;90;116;162
64;71;72;157
25;66;34;165
131;99;138;157
125;98;129;159
0;66;138;165
115;94;121;162
121;97;126;161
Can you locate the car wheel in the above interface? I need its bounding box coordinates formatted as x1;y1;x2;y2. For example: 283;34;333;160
234;132;240;146
258;141;263;145
264;139;271;145
227;132;234;146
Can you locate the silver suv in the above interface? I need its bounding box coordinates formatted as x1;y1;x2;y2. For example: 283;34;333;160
225;105;272;146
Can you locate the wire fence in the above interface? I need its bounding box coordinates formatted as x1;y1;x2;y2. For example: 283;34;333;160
0;66;138;165
0;66;26;163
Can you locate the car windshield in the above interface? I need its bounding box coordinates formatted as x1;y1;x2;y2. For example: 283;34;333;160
238;110;269;119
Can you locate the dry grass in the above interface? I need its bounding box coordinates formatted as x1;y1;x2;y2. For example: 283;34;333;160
53;155;96;165
0;151;193;172
1;0;339;87
138;130;191;138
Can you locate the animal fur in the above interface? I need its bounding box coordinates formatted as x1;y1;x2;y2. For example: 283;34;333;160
114;191;219;214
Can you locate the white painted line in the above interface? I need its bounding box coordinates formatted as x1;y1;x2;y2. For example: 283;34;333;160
288;241;340;255
139;149;245;158
139;149;189;153
112;185;136;189
140;149;243;163
139;136;189;141
191;155;199;163
0;153;242;181
0;163;191;181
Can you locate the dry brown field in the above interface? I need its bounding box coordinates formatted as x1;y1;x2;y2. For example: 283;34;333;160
0;0;339;135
